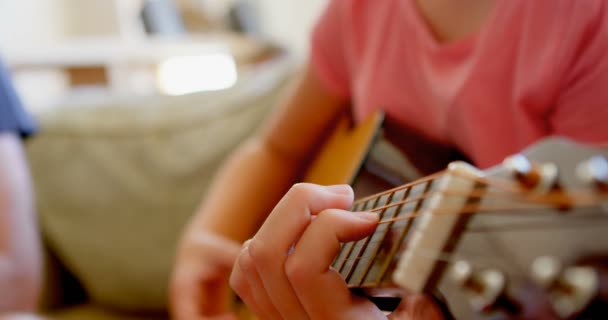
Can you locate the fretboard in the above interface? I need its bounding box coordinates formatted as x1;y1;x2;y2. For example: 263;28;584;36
331;174;441;288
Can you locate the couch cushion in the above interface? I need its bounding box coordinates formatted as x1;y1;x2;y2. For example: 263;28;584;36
27;60;291;312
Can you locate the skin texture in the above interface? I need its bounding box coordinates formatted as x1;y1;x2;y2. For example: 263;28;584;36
0;133;42;314
170;66;348;319
229;184;444;320
170;1;497;318
0;315;45;320
415;0;497;43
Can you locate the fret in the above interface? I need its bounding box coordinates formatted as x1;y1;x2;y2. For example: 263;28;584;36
362;179;435;287
346;190;399;286
392;164;481;293
334;174;444;286
332;201;366;271
338;198;380;277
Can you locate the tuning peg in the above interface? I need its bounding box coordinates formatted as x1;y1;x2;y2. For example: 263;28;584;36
576;156;608;192
503;154;559;192
450;260;511;313
530;256;599;318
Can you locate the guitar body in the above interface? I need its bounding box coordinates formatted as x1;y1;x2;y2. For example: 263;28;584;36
302;112;608;319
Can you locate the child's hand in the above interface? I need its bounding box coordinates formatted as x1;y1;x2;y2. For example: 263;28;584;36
229;183;445;319
229;184;383;319
171;229;242;320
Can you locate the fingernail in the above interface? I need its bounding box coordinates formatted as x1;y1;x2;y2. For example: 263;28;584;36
355;211;378;222
325;184;353;196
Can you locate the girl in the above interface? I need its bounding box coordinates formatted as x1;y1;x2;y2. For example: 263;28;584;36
171;0;608;318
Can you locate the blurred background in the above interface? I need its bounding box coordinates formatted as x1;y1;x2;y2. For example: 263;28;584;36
1;0;327;113
1;1;331;319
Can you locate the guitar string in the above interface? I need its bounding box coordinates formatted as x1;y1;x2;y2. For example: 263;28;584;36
375;201;597;225
351;165;529;207
366;149;602;218
340;233;550;289
334;212;608;266
352;171;445;205
336;199;606;263
334;188;607;268
336;166;607;281
356;189;579;218
340;243;464;269
352;175;581;215
343;250;456;290
334;176;604;263
354;187;599;224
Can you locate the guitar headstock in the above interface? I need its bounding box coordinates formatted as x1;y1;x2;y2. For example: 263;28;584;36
394;137;608;319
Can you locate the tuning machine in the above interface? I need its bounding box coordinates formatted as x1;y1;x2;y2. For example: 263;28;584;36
503;154;559;192
530;256;599;318
450;260;517;314
576;155;608;192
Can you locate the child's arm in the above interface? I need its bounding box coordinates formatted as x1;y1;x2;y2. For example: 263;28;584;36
0;133;41;312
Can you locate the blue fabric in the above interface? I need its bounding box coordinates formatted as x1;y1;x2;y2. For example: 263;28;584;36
0;59;36;137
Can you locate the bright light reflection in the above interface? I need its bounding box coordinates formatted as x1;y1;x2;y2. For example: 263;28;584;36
157;53;238;95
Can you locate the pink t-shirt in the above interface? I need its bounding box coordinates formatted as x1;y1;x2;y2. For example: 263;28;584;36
310;0;608;168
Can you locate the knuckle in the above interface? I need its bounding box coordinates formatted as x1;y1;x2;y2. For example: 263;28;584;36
316;208;335;219
284;256;309;286
237;246;255;273
288;183;316;198
316;208;341;223
247;238;271;264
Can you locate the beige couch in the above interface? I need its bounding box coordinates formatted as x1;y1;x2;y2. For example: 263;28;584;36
26;60;292;319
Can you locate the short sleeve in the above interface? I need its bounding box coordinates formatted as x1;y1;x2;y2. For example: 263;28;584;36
310;0;352;98
550;2;608;143
0;59;36;137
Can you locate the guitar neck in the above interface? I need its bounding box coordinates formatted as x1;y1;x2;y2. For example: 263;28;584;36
331;173;443;288
303;111;608;318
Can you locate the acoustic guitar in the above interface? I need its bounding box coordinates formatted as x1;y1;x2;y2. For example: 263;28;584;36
299;112;608;319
